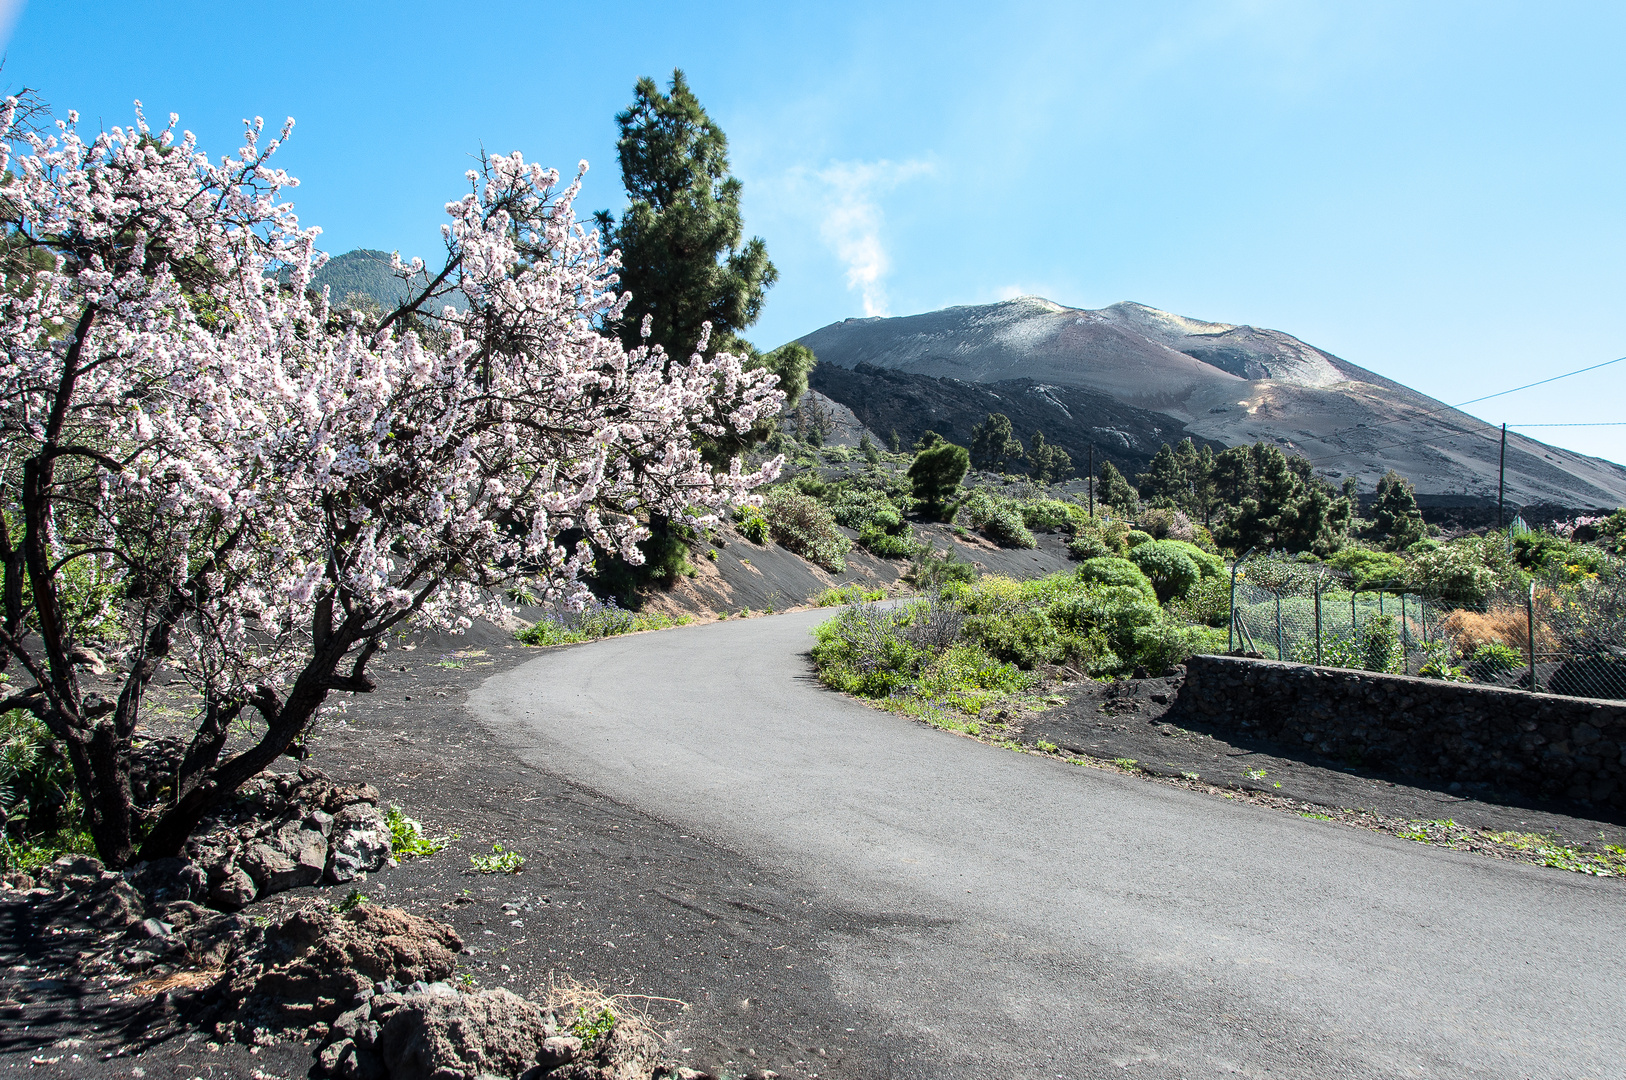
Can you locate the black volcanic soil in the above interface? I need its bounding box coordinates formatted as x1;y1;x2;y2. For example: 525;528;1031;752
8;623;1621;1080
1005;668;1626;850
0;635;914;1080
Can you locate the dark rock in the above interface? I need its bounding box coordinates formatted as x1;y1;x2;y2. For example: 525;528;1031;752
221;905;461;1025
130;856;208;904
210;865;258;910
327;802;393;883
374;987;554;1080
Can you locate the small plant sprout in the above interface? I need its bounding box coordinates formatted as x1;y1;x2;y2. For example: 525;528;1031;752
471;844;526;874
333;889;369;913
385;807;449;859
1035;740;1060;754
1246;768;1268;781
1113;758;1139;770
1181;771;1200;781
570;1005;618;1049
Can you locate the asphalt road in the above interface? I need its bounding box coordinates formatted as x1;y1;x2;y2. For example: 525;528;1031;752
470;609;1626;1080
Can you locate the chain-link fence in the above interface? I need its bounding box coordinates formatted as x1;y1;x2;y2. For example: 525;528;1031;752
1215;552;1626;702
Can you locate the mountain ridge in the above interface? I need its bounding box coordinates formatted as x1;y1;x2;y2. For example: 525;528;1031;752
796;297;1626;508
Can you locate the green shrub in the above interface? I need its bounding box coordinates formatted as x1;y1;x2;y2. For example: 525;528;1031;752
1357;615;1402;673
517;599;680;646
827;486;904;533
764;489;852;572
1129;622;1225;673
1125;530;1153;549
1067;532;1111;561
913;644;1036;713
812;604;930;697
1512;532;1573;571
736;505;770;544
858;525;921;558
1166;575;1232;627
908;551;978;589
1407;541;1497;603
1329;547;1407;590
981;505;1036;548
0;710;76;850
1128;540;1202;603
1469;641;1523;677
1074;557;1157;602
1021;499;1079;532
1160;539;1224;578
965;608;1067;668
815;584;886;607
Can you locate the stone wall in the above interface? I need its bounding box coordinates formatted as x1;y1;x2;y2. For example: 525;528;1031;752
1175;655;1626;811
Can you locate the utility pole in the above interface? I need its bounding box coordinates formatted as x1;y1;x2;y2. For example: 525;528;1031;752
1088;444;1095;517
1497;423;1507;530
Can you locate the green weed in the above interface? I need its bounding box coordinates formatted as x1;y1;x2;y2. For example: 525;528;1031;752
332;889;369;913
470;843;525;874
385;806;448;859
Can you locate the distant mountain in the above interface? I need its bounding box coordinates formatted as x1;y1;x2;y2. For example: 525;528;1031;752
310;249;466;313
797;298;1626;510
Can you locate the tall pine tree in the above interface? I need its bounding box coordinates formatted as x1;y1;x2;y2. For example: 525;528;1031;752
596;71;778;362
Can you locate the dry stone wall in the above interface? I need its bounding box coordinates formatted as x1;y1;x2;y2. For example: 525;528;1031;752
1176;655;1626;811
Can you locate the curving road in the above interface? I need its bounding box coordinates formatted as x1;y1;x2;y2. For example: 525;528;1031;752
470;609;1626;1079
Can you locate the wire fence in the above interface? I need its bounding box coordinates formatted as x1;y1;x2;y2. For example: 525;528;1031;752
1217;553;1626;702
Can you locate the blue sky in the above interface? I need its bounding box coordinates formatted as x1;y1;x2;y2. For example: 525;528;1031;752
4;0;1623;464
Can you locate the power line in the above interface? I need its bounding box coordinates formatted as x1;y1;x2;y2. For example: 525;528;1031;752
1317;354;1625;441
1454;355;1625;409
1302;354;1624;464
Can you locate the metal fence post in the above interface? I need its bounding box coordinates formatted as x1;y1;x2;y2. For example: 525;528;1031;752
1228;560;1239;652
1526;580;1538;692
1314;581;1323;665
1400;592;1409;654
1275;593;1283;661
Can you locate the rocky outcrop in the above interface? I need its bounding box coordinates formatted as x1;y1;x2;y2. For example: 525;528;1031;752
184;767;395;909
318;981;670;1080
211;904;462;1038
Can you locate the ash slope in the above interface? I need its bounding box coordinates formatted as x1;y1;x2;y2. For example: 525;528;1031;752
797;298;1626;507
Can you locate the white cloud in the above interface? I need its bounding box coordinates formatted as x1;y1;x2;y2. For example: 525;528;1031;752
808;159;932;317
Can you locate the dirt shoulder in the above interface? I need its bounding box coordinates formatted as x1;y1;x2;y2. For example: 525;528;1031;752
1;630;909;1080
1002;667;1626;863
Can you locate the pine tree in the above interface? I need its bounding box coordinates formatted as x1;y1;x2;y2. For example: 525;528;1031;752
909;442;970;518
1029;430;1073;484
1371;470;1425;550
1137;443;1186;508
596;71;777;362
969;412;1024;471
1097;461;1138;517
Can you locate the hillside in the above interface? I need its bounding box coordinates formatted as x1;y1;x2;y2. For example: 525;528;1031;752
797;298;1626;509
310;248;468;312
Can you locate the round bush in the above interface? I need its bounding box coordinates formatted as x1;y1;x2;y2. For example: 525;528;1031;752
1128;540;1202;602
764;489;852;572
981;505;1037;548
1074;557;1157;602
1067;532;1111;561
1125;530;1153;548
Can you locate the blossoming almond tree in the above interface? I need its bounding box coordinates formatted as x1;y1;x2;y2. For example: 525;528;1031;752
0;101;782;867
